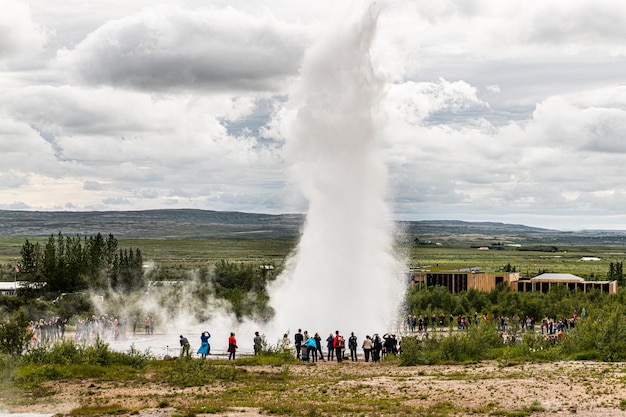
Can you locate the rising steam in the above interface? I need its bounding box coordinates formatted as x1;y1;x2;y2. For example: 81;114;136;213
268;5;406;340
86;5;406;357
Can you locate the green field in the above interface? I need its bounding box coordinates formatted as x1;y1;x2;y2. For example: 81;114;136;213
1;235;623;280
409;245;625;279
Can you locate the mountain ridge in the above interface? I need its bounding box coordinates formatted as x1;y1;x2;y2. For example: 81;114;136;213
0;209;624;245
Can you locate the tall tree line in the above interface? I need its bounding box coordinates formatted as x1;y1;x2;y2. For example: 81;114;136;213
19;232;144;294
608;261;624;285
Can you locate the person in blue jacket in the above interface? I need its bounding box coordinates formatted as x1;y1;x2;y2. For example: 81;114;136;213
305;335;318;362
197;331;211;358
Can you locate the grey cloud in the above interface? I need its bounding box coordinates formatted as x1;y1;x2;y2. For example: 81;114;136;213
102;197;130;205
83;180;103;190
58;5;308;92
136;189;159;199
527;4;626;47
581;108;626;153
2;86;175;136
0;201;30;210
0;171;29;189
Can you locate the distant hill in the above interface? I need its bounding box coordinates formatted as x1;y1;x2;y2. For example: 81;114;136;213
0;209;625;245
0;209;303;239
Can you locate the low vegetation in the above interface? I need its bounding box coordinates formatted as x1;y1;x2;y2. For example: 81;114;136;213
4;337;626;416
2;225;626;415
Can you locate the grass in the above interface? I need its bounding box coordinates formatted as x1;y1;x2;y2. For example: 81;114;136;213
1;235;622;279
409;245;623;278
4;357;626;416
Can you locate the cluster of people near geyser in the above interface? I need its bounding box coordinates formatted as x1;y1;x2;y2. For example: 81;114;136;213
25;308;582;356
29;314;151;345
75;315;130;342
406;312;488;332
289;329;399;363
407;310;582;341
175;329;399;362
28;316;67;345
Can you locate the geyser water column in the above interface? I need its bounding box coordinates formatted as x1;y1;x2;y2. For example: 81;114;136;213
269;5;406;339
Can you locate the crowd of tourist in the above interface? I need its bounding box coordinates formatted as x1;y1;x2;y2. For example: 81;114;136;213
27;314;158;346
406;312;487;332
281;329;400;363
28;317;67;345
24;308;584;359
406;309;583;342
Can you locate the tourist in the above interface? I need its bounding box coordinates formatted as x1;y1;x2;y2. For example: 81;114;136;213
179;335;190;358
253;331;262;355
333;330;344;362
228;332;238;360
314;332;325;361
362;335;373;362
281;333;291;354
305;335;317;362
348;332;358;361
294;329;304;360
326;333;335;361
197;331;211;358
372;334;382;362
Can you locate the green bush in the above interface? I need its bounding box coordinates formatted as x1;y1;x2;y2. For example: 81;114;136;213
0;309;32;356
22;338;151;368
558;304;626;361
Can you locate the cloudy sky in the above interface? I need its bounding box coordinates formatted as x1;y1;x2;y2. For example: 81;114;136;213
2;0;626;231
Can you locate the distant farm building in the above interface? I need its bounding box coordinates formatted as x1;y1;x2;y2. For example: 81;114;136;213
411;271;617;294
515;273;617;294
411;272;520;293
0;281;46;296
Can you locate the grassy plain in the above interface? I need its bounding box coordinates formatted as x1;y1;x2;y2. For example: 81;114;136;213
409;245;625;279
1;236;624;279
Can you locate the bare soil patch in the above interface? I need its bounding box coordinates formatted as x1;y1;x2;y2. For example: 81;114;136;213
4;360;626;416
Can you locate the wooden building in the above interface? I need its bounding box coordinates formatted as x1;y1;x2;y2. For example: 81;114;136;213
411;272;520;293
411;271;617;294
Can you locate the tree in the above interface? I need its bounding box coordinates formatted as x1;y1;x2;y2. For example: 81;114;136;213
19;232;145;296
608;261;624;285
0;309;32;356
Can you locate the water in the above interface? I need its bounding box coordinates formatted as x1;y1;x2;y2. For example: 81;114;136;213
267;4;406;341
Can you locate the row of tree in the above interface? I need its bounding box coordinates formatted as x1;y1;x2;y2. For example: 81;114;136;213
608;261;624;283
18;232;144;295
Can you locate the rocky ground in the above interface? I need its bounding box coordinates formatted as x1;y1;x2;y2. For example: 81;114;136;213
4;360;626;416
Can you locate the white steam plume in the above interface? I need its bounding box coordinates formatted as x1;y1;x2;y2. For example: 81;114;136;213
268;4;406;341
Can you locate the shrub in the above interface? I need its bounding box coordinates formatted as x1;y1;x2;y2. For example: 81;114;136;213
22;338;151;368
559;304;626;361
0;309;32;356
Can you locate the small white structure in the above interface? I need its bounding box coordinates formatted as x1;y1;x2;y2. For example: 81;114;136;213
0;281;45;296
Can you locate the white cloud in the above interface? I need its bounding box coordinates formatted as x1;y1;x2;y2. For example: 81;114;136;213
0;0;625;229
56;5;309;92
0;0;47;66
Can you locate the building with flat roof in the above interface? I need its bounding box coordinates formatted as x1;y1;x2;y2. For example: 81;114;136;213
411;271;520;293
0;281;46;296
411;271;617;294
514;273;617;294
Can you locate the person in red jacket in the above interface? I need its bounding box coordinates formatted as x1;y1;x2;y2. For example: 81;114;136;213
228;332;238;360
333;330;344;362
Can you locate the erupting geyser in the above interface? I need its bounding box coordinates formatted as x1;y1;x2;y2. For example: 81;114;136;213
268;5;406;340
